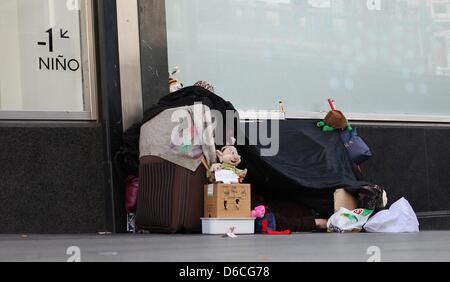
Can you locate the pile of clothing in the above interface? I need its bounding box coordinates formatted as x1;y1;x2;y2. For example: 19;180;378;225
117;85;419;234
116;84;238;222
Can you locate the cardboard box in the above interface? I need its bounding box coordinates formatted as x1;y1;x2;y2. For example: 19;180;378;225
334;189;357;211
204;184;251;218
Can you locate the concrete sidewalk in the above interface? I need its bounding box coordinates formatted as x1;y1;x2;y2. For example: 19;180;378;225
0;231;449;262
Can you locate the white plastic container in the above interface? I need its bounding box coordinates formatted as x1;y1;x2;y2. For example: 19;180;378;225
201;218;255;235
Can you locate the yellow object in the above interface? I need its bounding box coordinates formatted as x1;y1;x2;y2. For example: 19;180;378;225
334;189;357;212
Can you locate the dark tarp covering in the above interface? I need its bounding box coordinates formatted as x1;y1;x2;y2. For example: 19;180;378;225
238;120;368;217
143;86;236;125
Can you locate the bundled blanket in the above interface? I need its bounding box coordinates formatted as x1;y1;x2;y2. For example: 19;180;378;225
140;104;216;172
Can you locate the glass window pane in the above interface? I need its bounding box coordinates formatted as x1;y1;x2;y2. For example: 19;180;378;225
0;0;85;112
166;0;450;119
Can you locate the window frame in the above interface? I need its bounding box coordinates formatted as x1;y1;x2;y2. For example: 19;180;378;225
0;0;97;121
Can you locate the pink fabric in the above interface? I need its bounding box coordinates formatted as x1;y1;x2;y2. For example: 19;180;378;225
125;176;139;213
252;205;266;218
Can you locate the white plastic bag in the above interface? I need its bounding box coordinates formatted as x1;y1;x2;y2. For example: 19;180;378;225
364;198;419;233
327;208;373;233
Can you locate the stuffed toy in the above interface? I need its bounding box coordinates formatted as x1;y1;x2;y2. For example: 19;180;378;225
252;205;266;219
169;67;183;93
317;99;353;132
253;206;292;235
278;101;286;114
210;140;248;183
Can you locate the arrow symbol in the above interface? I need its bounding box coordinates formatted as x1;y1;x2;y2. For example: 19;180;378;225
60;29;70;39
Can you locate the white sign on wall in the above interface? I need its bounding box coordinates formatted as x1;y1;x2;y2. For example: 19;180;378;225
0;0;84;112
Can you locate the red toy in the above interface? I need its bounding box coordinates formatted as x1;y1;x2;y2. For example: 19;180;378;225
261;220;292;235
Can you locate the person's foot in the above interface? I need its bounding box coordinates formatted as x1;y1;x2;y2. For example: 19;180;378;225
315;219;328;230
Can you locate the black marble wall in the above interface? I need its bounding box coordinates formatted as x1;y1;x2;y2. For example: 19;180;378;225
0;122;449;233
95;0;125;233
0;124;108;234
358;124;450;230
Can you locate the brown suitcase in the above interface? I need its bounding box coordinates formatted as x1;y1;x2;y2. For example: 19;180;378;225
136;156;207;233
